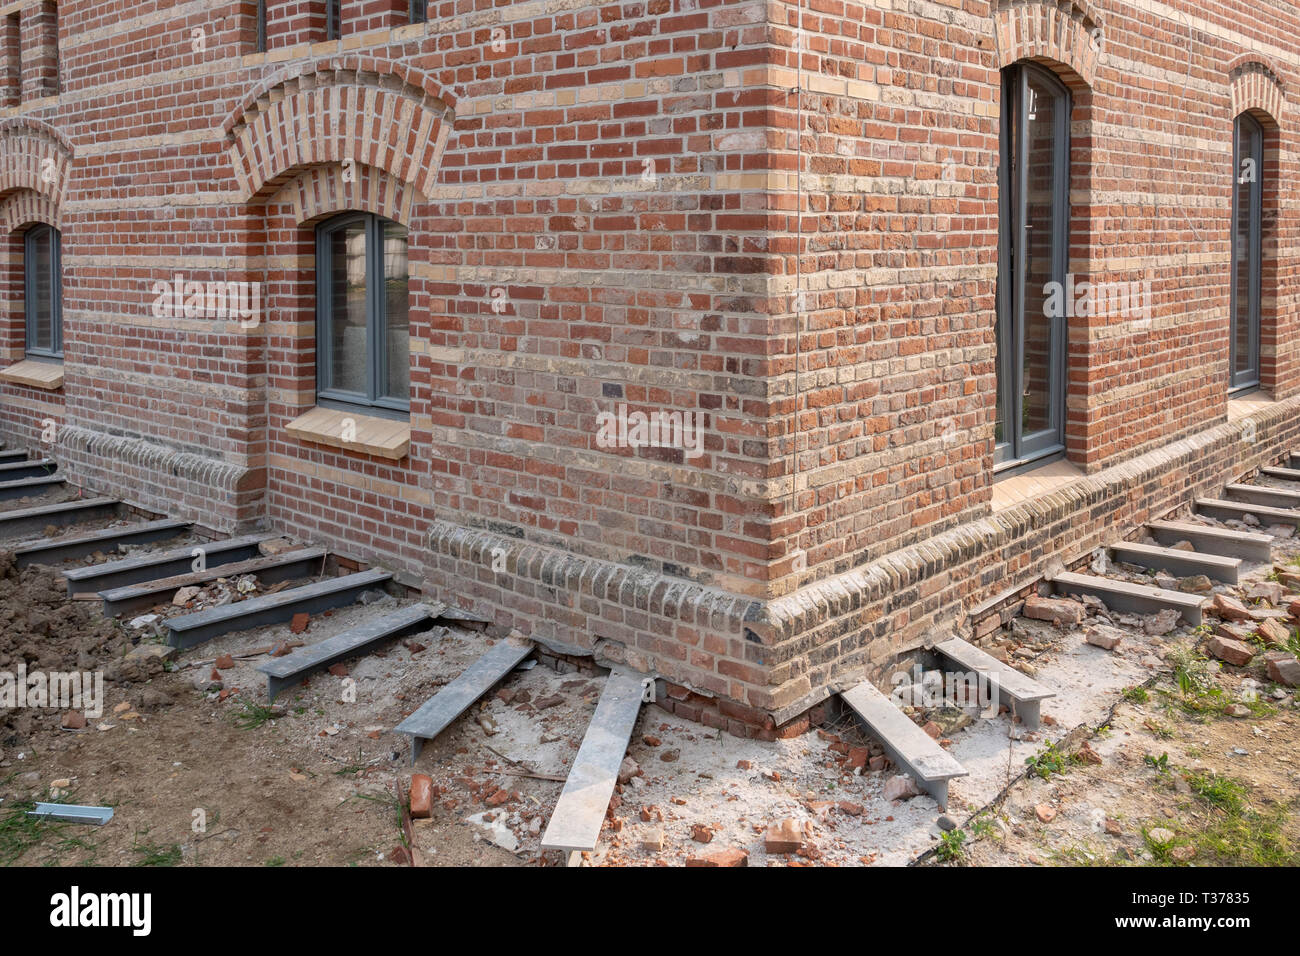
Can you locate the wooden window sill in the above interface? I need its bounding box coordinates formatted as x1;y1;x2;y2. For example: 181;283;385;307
0;359;63;390
285;406;410;461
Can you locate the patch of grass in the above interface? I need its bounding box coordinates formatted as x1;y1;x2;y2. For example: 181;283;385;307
0;799;62;865
131;836;182;867
1194;802;1293;866
1185;770;1246;814
265;856;285;867
232;701;278;730
1025;741;1071;780
935;828;966;863
1144;752;1171;775
1122;686;1150;704
1051;841;1106;866
351;791;408;849
969;814;998;841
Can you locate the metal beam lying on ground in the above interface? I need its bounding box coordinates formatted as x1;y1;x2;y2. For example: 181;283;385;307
839;679;967;810
258;603;441;701
0;497;120;539
541;666;647;857
166;568;393;649
27;803;114;825
1053;570;1204;625
934;636;1054;730
1146;520;1273;562
1223;482;1300;510
396;635;532;763
1195;497;1300;529
98;547;327;616
1259;465;1300;483
0;458;56;482
1110;540;1242;583
12;519;192;568
63;533;269;595
0;475;64;501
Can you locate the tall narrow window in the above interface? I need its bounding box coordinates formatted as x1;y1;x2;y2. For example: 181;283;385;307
316;212;409;413
995;63;1070;471
1230;113;1263;391
326;0;341;40
255;0;267;52
410;0;428;22
25;225;62;358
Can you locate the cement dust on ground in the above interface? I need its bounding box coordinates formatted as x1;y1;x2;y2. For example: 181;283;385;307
1;515;1298;867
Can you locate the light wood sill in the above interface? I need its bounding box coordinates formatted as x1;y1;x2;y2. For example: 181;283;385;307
0;359;63;390
285;406;410;461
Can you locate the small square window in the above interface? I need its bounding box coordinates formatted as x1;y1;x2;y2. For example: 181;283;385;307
410;0;428;23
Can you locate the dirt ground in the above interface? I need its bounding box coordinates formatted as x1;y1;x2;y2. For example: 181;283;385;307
1;497;1298;868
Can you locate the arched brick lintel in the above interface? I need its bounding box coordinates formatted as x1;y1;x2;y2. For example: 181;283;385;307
0;190;60;233
0;120;73;220
1230;60;1286;127
993;2;1099;90
268;161;426;227
227;62;453;204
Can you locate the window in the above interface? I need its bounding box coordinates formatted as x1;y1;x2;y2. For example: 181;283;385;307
326;0;340;40
410;0;428;22
316;213;409;414
1230;113;1263;391
995;63;1070;471
255;0;266;52
24;224;62;358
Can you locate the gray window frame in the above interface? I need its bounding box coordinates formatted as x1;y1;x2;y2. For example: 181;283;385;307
410;0;428;23
995;62;1071;473
315;212;410;419
1229;112;1263;393
255;0;266;52
24;224;62;360
326;0;340;40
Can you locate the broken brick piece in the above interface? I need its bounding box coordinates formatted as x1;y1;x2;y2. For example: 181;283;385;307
410;773;433;818
290;612;310;634
764;818;805;854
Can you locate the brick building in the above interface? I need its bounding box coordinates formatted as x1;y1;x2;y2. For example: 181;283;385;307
0;0;1296;737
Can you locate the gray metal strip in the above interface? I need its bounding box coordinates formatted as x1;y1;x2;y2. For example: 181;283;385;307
166;568;392;649
0;497;119;539
540;667;646;853
13;519;192;568
64;533;270;594
257;603;439;701
396;637;533;763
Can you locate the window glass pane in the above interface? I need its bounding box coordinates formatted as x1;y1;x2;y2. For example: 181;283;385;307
1232;117;1260;384
383;221;409;401
328;221;368;395
29;228;53;353
1020;74;1060;439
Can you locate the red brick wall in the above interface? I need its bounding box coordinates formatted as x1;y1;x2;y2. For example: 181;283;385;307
0;0;1297;726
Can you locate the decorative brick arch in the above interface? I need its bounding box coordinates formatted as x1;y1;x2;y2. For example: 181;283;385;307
223;57;454;203
0;190;60;233
268;161;424;227
993;0;1101;89
1229;57;1286;126
0;118;73;222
